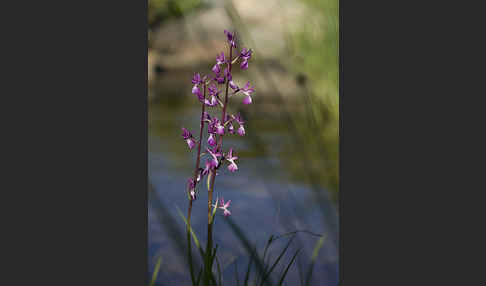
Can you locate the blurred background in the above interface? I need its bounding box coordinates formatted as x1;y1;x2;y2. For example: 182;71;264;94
148;0;338;285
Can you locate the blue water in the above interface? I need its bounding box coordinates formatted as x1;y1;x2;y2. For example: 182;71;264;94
149;100;339;285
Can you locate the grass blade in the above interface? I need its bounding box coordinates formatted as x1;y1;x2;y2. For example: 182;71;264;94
244;247;256;286
277;249;301;286
305;235;326;286
259;236;295;286
196;267;203;286
225;218;274;286
215;254;223;286
235;261;240;286
149;256;162;286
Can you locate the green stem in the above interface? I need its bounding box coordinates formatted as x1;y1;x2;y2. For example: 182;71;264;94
205;40;233;286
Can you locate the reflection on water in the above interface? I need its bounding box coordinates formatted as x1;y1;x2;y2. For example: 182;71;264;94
149;92;338;285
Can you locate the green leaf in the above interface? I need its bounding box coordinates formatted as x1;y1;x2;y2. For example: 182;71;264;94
225;218;273;286
260;236;295;286
196;267;203;286
277;249;301;286
235;261;240;286
244;247;256;286
176;206;201;250
149;256;162;286
207;172;212;191
305;235;327;286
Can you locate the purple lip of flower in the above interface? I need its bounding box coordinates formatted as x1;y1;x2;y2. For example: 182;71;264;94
192;84;200;95
214;74;225;84
207;147;222;168
240;48;252;69
182;127;192;139
229;80;239;92
228;123;235;134
187;138;196;149
192;85;204;102
226;148;238;172
188;177;196;201
182;128;197;149
187;177;195;190
192;73;203;85
207;133;217;146
208;83;219;96
234;113;245;125
216;52;225;65
203;112;212;122
219;197;232;217
224;67;232;81
240;48;252;60
215;120;225;135
202;160;212;175
237;125;245;136
241;81;255;104
212;63;221;75
224;30;236;48
240;60;249;70
204;95;218;107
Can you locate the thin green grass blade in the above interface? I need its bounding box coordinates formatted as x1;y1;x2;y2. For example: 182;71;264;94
176;206;201;250
297;259;305;286
225;218;274;286
235;260;240;286
305;235;326;286
196;267;203;286
207;172;212;191
259;236;295;286
244;247;256;286
277;249;301;286
149;256;162;286
215;254;223;286
260;235;275;281
176;206;206;261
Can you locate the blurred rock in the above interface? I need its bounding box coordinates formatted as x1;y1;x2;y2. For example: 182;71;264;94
148;0;310;102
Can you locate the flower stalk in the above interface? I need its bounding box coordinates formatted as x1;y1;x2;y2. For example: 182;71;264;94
180;29;254;286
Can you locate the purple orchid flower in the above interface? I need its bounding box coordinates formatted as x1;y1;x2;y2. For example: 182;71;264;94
224;67;232;81
212;63;221;75
234;113;246;136
202;160;212;175
216;52;225;65
191;73;206;102
207;147;221;168
207;133;217;146
228;123;235;134
225;148;238;172
208;83;219;96
182;127;196;149
214;74;225;84
224;30;236;48
239;48;252;70
187;178;196;200
214;118;225;135
203;111;212;123
205;95;218;107
241;81;255;104
204;84;220;106
229;80;239;92
192;73;203;85
219;197;232;217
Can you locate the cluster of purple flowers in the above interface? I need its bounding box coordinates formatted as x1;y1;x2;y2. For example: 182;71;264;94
180;29;254;218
